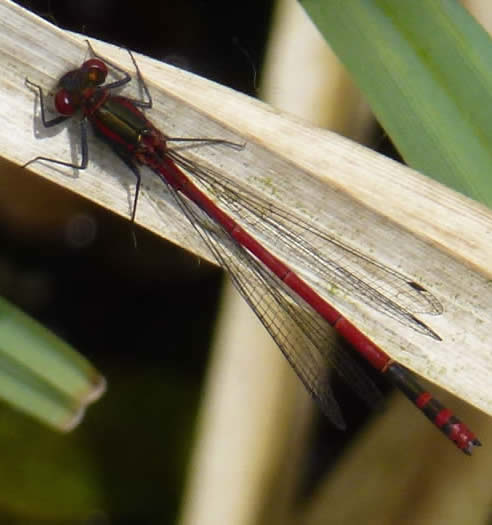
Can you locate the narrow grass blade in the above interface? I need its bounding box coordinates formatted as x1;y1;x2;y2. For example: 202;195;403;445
301;0;492;205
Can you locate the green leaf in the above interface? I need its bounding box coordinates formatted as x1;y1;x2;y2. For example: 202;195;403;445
300;0;492;205
0;297;105;430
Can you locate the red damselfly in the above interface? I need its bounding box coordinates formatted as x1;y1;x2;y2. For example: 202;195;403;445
24;43;480;454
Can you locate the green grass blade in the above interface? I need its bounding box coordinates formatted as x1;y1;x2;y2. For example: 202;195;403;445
0;297;105;430
300;0;492;205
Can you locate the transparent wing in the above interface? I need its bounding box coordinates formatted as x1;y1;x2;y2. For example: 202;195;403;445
163;175;384;429
168;148;442;339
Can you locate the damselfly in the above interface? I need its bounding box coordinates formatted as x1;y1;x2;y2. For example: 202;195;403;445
24;43;480;454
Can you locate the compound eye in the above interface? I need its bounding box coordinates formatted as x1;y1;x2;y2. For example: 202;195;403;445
81;58;108;85
54;89;77;115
